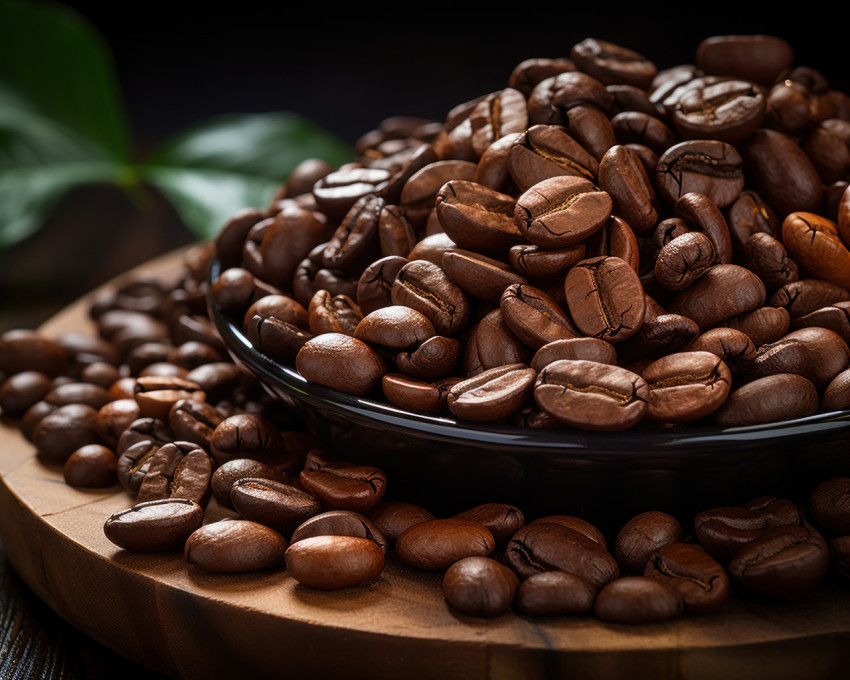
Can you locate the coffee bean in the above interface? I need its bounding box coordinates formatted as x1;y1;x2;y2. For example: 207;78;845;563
594;576;683;624
808;478;850;535
104;498;204;553
63;444;118;488
447;364;537;422
454;503;525;542
656;140;744;208
396;519;495;571
643;542;730;614
515;570;597;617
299;461;387;513
211;458;276;509
641;351;731;423
290;510;388;554
185;519;288;572
614;511;683;574
285;535;385;589
442;556;519;617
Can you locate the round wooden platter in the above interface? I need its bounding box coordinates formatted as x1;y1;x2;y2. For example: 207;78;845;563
2;248;850;680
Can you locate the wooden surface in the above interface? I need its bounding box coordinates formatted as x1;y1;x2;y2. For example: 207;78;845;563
2;249;850;680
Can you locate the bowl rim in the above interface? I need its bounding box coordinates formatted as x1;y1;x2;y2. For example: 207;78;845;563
208;259;850;457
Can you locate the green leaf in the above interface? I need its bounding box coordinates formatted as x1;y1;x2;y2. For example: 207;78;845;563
0;83;128;247
0;0;132;161
142;112;354;239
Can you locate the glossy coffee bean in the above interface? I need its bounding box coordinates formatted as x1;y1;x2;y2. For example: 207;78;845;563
614;511;683;574
442;556;519;618
63;444;118;488
396;519;495;571
808;478;850;535
514;570;597;617
285;535;385;589
594;576;684;624
209;413;285;466
447;364;537;422
33;403;100;465
453;503;525;542
641;351;731;423
104;498;204;553
185;519;288;573
643;542;730;614
136;442;213;506
713;373;819;427
230;477;322;534
391;260;470;336
296;333;387;396
290;510;388;554
656;140;744;208
500;283;580;350
435;180;524;253
299;461;387;513
366;501;435;544
211;458;276;509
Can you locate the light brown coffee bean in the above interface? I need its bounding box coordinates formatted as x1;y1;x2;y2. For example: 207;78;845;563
104;498;204;553
285;535;385;589
185;519;288;572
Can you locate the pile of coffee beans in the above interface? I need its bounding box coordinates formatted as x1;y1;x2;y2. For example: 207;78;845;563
2;34;850;626
209;35;850;432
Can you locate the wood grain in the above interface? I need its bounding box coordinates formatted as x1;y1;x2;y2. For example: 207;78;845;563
1;248;850;680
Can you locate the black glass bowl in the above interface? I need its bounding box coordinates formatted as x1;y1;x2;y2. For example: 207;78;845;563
208;261;850;530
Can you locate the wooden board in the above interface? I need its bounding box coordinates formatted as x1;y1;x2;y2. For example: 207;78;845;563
1;248;850;680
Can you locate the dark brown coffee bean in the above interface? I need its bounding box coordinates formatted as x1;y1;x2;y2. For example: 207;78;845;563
515;570;597;617
614;511;684;574
514;176;612;248
33;403;100;465
353;305;435;349
442;556;519;618
508;243;586;281
395;336;462;381
381;374;454;414
822;369;850;412
185;519;288;572
0;371;53;418
783;326;850;388
714;373;818;427
211;458;276;509
654;232;716;291
299;461;387;513
285;535;385;589
770;279;850;319
356;255;409;316
474;131;524;193
529;515;608;549
307;290;363;336
641;351;731;423
594;576;683;624
530;337;618;372
366;501;435;544
571;37;657;89
696;35;793;86
447;364;537;422
727;190;781;257
259;204;326;292
672;79;767;143
63;444;118;488
209;413;285;467
133;375;205;422
725;306;791;348
535;360;649;431
312;166;392;222
672;192;733;265
505;521;619;590
435;180;524;254
290;510;388;554
643;543;729;614
507;124;598;192
0;329;68;377
396;519;495;571
598;145;659;235
401;159;478;221
230;477;323;534
745;232;799;291
295;333;388;396
668;264;765;329
695;497;805;562
115;416;173;456
684;327;757;375
454;503;525;542
391;260;471;336
808;478;850;535
656;139;744;208
509;57;577;97
168;398;224;451
136;442;213;506
527;71;613;127
441;249;526;303
564;256;646;343
794;302;850;346
104;498;204;553
727;523;830;600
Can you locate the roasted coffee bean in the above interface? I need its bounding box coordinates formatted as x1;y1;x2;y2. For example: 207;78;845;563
353;305;435;348
474;131;524;193
794;302;850;346
727;523;830;600
725;306;791;348
507;124;598;192
185;519;288;572
745;232;798;291
770;279;850;319
514;176;612;248
447;363;536;422
356;255;409;316
781;327;850;389
694;497;805;561
508;242;586;280
563;104;617;161
515;570;597;617
377;203;417;257
322;194;385;274
597;145;658;234
454;503;525;542
668;264;765;329
381;374;456;413
441;249;526;302
740;130;824;218
104;499;204;553
617;314;701;364
654;232;716;291
535;360;649;431
571;37;657;89
260;203;327;291
782;212;850;291
714;373;818;427
672;192;733;265
307;290;363;336
391;259;470;336
136;442;213;506
299;461;387;513
696;35;793;86
115;416;173;456
209;413;285;466
656;140;744;208
499;283;579;350
0;371;53;418
230;477;322;534
396;518;495;571
33;403;100;465
442;556;519;618
822;369;850;412
395;336;462;381
611;111;677;156
296;333;387;396
564;256;646;343
643;542;729;614
290;510;388;554
727;190;781;257
504;521;619;589
672;79;766;142
133;375;205;421
366;501;435;543
594;576;684;624
530;337;617;372
641;351;731;423
312;166;392;222
63;444;118;488
508;57;577;97
0;329;68;377
401;160;478;222
285;535;385;589
614;511;684;574
168;398;224;450
211;458;276;509
808;478;850;535
527;71;613;127
435;180;524;254
529;515;607;548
